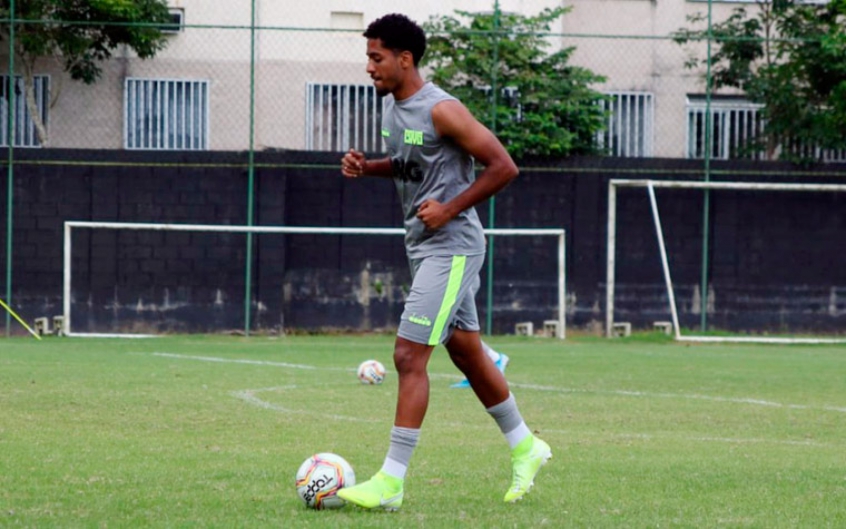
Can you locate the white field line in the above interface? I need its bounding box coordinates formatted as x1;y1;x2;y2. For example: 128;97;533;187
150;352;457;380
539;429;832;448
150;352;846;414
230;386;376;423
508;382;846;414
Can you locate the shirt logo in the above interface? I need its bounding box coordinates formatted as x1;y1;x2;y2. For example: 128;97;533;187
381;128;390;137
403;129;423;146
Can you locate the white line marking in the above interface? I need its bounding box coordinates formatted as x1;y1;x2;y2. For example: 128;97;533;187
152;352;322;370
540;429;834;448
149;352;846;413
230;386;377;423
508;382;846;413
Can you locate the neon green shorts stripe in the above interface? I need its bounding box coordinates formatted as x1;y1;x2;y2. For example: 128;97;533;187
427;255;467;345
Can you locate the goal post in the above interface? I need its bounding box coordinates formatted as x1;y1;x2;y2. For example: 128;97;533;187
63;221;566;339
606;179;846;344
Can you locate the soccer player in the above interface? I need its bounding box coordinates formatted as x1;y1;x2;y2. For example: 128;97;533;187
337;13;551;510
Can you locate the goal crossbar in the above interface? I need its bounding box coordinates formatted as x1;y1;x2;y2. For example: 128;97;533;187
64;221;566;339
606;179;846;344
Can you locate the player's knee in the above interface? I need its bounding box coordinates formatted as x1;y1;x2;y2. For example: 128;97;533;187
393;341;425;374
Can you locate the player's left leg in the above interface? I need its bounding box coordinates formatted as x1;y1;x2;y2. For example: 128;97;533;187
444;268;552;502
450;340;509;388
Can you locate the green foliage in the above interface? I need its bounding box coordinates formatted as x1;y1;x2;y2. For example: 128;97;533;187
1;0;171;83
0;0;170;145
422;7;607;158
674;0;846;161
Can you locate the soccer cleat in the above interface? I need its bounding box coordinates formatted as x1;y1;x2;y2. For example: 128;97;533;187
495;353;510;373
451;353;510;388
336;471;404;511
504;435;552;503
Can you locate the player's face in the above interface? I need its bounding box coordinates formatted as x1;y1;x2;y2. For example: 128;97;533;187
366;38;405;97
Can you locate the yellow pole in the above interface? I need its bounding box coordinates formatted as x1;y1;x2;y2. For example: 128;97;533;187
0;297;42;340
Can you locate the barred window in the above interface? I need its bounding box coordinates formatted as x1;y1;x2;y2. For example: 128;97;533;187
686;96;846;161
125;78;209;150
306;83;384;152
597;91;654;157
686;97;764;160
0;75;49;148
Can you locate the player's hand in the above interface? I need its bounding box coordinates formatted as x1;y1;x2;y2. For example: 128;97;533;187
416;199;453;231
341;149;366;178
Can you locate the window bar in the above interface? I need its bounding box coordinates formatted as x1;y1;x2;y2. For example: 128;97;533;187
317;85;325;151
201;81;208;150
360;86;368;152
614;93;625;156
178;81;185;150
189;81;197;150
356;85;363;151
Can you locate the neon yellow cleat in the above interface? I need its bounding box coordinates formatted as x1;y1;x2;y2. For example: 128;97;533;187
336;471;404;511
504;435;552;503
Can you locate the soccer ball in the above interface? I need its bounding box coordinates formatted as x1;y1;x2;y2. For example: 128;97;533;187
357;359;386;385
295;453;356;509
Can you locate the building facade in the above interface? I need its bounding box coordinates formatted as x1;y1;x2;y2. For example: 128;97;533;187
2;1;824;159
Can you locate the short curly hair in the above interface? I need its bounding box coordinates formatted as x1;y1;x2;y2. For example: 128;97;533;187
363;13;427;66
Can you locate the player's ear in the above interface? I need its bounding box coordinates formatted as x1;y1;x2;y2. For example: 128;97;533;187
399;50;415;69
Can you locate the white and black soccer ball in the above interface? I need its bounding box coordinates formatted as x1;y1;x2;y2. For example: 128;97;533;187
357;359;386;385
295;453;356;509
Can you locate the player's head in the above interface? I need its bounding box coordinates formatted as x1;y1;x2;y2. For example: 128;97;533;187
363;14;427;66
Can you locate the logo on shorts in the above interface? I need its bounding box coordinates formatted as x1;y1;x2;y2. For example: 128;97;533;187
408;314;432;327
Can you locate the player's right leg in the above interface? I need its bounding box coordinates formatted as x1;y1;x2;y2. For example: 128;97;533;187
342;255;466;511
337;337;431;511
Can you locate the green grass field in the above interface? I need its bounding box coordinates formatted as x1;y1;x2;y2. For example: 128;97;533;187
1;334;845;527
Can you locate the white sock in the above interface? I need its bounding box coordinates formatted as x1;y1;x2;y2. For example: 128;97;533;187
381;457;408;480
481;341;500;363
505;423;532;450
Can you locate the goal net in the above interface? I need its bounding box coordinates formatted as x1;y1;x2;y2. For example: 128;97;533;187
63;222;565;338
606;179;846;344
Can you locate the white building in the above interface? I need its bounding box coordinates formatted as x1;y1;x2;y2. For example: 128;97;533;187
1;1;809;159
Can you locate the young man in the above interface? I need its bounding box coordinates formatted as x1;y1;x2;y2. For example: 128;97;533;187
337;13;551;510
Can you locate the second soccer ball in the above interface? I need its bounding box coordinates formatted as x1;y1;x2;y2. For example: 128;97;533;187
357;359;386;385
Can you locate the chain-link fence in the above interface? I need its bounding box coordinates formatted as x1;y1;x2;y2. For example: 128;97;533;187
2;1;845;337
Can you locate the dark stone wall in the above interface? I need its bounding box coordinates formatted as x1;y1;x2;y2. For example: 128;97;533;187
1;149;845;335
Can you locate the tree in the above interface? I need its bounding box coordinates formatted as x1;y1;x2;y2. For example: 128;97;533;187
422;7;607;158
674;0;846;161
0;0;172;146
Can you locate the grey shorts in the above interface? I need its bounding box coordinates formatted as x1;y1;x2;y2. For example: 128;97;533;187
397;253;485;346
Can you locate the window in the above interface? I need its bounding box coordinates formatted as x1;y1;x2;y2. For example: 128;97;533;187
305;83;384;152
686;96;764;160
160;9;185;34
330;11;364;30
0;75;49;148
125;78;209;150
685;96;845;161
597;91;654;157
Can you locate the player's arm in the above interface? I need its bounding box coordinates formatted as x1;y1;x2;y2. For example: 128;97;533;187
416;100;519;230
341;149;394;179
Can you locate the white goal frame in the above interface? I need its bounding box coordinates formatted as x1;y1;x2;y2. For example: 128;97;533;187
606;179;846;344
63;221;566;339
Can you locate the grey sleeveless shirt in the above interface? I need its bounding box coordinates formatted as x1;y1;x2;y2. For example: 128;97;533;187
381;82;486;259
